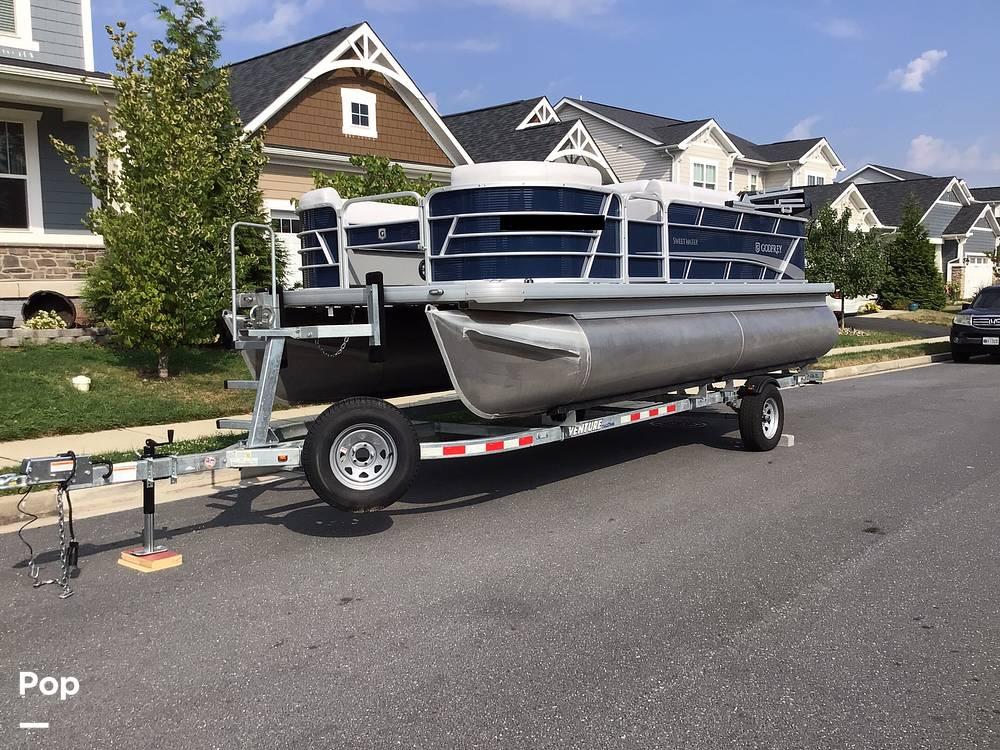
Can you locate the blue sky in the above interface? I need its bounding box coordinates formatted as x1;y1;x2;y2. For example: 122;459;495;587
95;0;1000;187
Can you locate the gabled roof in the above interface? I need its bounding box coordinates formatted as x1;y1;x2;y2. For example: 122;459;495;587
444;101;576;162
225;22;470;166
556;99;834;165
841;163;933;183
855;176;956;228
943;203;999;236
794;182;852;214
228;24;361;126
971;186;1000;204
443;97;618;181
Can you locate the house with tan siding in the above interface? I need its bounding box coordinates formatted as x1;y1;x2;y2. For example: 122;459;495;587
227;22;472;282
553;99;845;194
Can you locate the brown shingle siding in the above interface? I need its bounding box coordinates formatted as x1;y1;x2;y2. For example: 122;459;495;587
263;69;452;167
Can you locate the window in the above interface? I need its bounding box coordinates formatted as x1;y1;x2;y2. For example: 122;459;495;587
0;120;28;228
807;174;825;186
0;0;38;51
341;88;377;138
692;161;717;190
727;169;734;192
270;217;301;234
350;101;369;128
748;171;759;192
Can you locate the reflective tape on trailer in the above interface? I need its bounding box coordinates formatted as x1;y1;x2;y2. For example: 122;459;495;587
421;433;545;460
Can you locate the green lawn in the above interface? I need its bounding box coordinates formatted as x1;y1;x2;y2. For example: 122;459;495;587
817;342;950;370
0;343;258;442
883;309;954;326
835;330;913;347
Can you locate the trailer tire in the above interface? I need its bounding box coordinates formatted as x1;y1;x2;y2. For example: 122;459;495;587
738;383;784;452
302;397;419;512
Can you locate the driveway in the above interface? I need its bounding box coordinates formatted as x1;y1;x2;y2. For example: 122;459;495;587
1;361;998;749
850;314;949;339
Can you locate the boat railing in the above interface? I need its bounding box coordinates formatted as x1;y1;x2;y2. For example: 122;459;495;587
621;191;667;282
340;191;427;289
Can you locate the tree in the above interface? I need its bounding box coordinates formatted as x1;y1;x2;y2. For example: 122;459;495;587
53;1;279;378
312;155;437;204
879;196;946;310
806;203;887;329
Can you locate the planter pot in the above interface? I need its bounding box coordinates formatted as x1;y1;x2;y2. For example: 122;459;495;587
908;302;920;311
0;315;13;329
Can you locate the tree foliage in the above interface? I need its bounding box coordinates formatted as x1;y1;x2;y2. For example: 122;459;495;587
53;0;278;377
806;203;887;326
312;155;437;204
879;197;946;310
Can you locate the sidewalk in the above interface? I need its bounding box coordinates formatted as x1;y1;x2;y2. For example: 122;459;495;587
0;390;456;464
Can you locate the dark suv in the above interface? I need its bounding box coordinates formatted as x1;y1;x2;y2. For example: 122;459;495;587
951;285;1000;362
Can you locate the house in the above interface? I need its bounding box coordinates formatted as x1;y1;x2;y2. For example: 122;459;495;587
970;186;1000;220
442;97;617;182
227;22;471;281
749;182;883;233
839;174;1000;298
0;0;109;324
839;163;932;184
552;99;845;193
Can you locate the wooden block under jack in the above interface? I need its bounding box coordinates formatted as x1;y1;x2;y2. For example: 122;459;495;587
117;549;183;573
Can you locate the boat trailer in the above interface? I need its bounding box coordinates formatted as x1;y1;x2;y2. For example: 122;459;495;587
1;222;824;594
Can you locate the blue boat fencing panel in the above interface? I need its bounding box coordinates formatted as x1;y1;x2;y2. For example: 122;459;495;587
296;184;807;288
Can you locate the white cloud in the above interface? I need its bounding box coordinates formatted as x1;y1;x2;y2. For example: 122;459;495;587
477;0;614;21
885;49;947;92
907;134;1000;174
819;18;863;39
786;115;821;140
454;83;485;105
225;0;323;43
402;38;500;53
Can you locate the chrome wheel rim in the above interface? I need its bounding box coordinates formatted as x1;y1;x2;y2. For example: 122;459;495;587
761;398;779;440
330;423;397;490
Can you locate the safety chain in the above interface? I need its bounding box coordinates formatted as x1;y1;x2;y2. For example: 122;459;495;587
312;304;357;359
29;486;74;599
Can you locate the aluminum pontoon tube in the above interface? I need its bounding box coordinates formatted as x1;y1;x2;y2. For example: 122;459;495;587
426;304;838;419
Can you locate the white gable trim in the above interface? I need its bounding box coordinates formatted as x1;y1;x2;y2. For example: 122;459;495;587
516;97;558;130
243;23;471;165
554;98;663;146
675;119;743;158
829;183;882;229
840;163;905;183
543;120;618;182
799;138;845;171
919;177;973;226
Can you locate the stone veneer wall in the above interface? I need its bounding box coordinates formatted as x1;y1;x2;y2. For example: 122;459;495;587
0;327;110;348
0;246;100;280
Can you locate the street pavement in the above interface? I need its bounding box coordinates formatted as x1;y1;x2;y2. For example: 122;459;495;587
1;361;998;749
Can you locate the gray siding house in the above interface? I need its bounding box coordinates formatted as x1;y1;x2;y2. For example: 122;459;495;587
840;173;1000;298
0;0;108;323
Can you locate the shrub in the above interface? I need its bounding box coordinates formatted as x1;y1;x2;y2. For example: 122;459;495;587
24;310;67;329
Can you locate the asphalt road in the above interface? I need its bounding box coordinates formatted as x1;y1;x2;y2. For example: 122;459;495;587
1;361;999;749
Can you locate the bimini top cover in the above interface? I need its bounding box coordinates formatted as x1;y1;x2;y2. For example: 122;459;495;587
450;161;603;187
297;187;418;225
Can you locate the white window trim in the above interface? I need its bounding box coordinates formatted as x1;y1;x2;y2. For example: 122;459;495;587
341;88;377;139
0;0;40;52
747;169;760;192
690;158;719;190
0;106;44;233
806;173;826;186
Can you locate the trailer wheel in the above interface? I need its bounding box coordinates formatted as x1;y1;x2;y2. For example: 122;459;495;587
738;383;784;452
302;397;419;512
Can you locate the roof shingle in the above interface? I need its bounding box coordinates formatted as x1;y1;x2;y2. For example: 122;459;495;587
227;24;361;125
443;99;576;162
855;177;955;228
943;203;993;236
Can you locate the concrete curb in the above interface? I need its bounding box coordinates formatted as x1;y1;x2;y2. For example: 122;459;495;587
820;352;952;381
827;336;949;356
